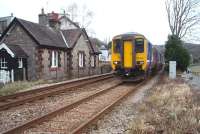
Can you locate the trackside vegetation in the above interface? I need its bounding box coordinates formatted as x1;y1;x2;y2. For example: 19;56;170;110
165;35;190;71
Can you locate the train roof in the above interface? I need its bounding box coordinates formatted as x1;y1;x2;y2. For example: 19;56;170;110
113;32;155;46
113;32;145;40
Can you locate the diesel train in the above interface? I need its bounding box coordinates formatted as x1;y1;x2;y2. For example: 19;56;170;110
111;32;164;80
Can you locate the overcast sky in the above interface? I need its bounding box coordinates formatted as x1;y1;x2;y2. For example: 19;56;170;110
0;0;171;45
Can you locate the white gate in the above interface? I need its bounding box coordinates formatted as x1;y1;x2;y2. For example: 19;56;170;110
0;70;10;83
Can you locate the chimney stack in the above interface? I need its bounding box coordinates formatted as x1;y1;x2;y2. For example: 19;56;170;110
38;8;48;26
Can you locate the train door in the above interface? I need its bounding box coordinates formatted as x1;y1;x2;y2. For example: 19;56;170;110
123;40;133;68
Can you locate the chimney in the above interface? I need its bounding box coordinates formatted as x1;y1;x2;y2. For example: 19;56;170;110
48;11;60;30
38;8;48;26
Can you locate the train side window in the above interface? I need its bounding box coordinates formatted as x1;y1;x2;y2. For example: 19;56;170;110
113;40;121;53
135;38;144;53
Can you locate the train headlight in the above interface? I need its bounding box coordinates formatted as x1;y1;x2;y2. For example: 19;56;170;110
113;61;120;65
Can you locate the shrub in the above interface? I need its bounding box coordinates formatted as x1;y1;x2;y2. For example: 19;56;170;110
165;35;190;71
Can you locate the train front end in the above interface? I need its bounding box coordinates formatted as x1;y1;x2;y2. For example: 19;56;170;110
111;33;149;79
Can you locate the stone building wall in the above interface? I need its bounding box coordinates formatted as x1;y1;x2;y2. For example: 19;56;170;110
88;55;100;75
3;24;38;80
39;48;69;80
71;35;91;78
70;35;102;78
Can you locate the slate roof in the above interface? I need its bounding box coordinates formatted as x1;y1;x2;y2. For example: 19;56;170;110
16;18;66;49
0;43;27;58
61;29;82;48
61;29;101;54
8;44;28;58
81;29;101;54
0;17;100;54
89;38;103;54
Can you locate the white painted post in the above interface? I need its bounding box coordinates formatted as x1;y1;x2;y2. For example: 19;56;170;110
169;61;176;79
11;69;14;82
23;68;26;81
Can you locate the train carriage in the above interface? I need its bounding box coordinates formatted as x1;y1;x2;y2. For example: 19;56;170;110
111;32;163;80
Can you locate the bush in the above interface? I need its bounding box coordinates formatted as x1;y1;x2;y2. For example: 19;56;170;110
165;35;190;71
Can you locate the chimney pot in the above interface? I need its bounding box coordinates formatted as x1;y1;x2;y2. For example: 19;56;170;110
41;8;44;14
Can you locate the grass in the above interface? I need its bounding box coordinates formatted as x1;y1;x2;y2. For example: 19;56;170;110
190;65;200;73
126;77;200;133
0;80;46;96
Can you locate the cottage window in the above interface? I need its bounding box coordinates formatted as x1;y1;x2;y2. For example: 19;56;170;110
51;51;58;68
18;58;23;68
90;56;95;67
0;58;7;69
78;52;84;68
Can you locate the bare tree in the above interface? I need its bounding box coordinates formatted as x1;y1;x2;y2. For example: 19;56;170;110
80;5;94;28
165;0;200;39
66;3;94;29
66;3;78;22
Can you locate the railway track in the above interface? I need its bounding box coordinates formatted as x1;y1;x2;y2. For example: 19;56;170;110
0;73;119;133
71;82;146;134
0;73;113;111
2;78;148;134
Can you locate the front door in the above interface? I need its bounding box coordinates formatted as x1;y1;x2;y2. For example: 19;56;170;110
123;41;133;68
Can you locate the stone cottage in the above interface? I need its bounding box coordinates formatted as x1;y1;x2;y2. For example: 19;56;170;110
0;10;101;83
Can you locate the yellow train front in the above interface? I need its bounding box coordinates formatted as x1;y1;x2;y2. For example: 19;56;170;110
111;32;152;80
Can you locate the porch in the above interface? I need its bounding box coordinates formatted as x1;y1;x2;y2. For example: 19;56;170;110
0;43;27;83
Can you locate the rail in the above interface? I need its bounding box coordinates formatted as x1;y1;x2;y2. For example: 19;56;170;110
3;82;122;134
0;73;113;111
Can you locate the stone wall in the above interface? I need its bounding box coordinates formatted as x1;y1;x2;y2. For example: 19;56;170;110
39;48;69;80
3;24;38;80
88;55;100;75
99;61;112;74
71;35;100;78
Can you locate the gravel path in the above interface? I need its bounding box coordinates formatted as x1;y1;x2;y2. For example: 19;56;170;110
24;84;135;133
0;78;120;133
85;75;159;134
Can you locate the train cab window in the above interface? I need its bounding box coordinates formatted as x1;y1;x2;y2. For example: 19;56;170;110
113;40;121;53
135;38;144;53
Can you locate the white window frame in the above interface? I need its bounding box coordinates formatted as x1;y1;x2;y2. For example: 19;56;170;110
51;51;58;68
90;56;95;67
78;52;84;68
0;57;7;69
18;58;23;68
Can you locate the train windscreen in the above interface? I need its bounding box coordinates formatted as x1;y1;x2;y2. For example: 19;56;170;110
113;39;121;53
135;38;144;53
